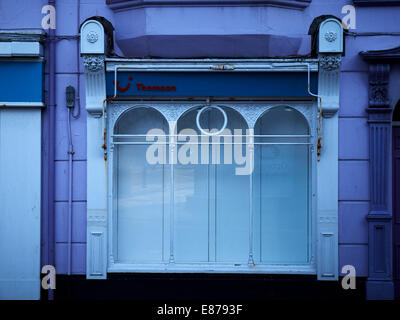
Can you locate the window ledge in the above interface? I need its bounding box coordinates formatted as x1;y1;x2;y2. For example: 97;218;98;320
108;263;317;275
106;0;311;10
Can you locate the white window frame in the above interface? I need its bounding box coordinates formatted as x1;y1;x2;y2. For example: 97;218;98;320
106;100;318;275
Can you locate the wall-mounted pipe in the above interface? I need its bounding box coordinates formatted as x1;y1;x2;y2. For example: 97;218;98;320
66;86;75;276
73;0;81;120
67;107;74;276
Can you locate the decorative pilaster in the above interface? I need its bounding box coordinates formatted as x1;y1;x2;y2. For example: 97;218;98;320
359;45;400;300
365;63;394;300
80;19;108;279
316;18;343;281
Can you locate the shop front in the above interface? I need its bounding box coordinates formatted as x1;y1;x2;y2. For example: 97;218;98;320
0;30;45;299
80;17;344;282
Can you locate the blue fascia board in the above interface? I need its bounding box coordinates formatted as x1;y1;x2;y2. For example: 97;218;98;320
106;72;318;98
0;61;43;103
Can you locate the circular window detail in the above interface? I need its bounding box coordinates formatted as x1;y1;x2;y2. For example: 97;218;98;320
196;105;228;136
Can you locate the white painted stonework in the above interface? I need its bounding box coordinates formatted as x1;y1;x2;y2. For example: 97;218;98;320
82;17;343;281
316;17;343;280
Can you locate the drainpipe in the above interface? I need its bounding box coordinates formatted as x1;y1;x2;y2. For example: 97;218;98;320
65;0;81;278
73;0;81;120
47;0;56;301
66;99;74;276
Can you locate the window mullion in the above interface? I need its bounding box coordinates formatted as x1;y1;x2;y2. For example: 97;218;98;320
168;121;177;264
248;129;255;266
208;160;217;263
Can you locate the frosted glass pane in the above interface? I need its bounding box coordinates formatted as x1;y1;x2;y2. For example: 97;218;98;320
215;109;249;263
175;109;209;262
117;145;166;262
254;107;310;264
256;145;309;263
174;164;210;262
215;163;249;262
255;106;308;136
175;107;250;263
115;107;168;263
115;107;167;134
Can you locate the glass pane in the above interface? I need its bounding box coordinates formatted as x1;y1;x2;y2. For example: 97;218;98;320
174;107;249;263
215;108;249;263
254;107;310;264
175;109;209;262
115;106;167;135
115;107;168;263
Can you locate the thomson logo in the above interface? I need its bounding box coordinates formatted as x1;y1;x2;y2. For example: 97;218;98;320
136;83;176;92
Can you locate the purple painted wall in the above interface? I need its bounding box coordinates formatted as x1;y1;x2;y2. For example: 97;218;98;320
1;0;400;276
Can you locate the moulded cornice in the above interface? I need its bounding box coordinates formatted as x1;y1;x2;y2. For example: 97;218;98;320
360;45;400;63
106;0;311;10
353;0;400;6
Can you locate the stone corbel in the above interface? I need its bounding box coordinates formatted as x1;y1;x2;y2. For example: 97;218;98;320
318;18;344;117
80;20;107;117
368;63;390;108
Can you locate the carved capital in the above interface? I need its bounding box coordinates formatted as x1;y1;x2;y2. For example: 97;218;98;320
319;54;341;71
83;55;105;73
368;64;390;107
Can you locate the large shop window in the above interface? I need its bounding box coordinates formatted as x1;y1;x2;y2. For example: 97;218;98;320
112;105;311;270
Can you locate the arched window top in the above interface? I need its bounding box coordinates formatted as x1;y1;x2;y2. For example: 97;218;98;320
114;106;168;134
177;105;248;133
255;106;309;135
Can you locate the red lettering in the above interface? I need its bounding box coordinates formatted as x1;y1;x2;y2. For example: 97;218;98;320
132;83;176;92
